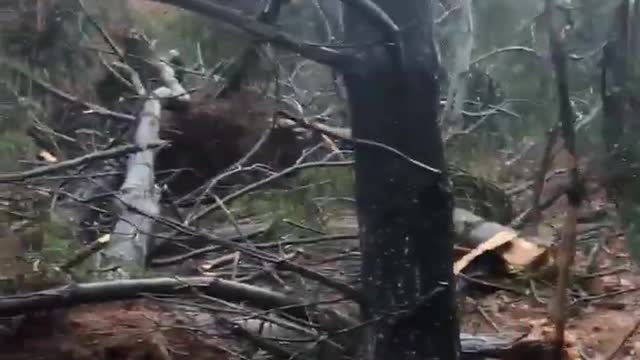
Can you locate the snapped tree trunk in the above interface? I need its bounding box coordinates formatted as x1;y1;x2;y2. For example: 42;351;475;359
96;36;190;278
342;1;459;359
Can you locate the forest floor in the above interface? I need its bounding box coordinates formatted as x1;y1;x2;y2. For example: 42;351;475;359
458;183;640;360
460;232;640;360
1;180;639;360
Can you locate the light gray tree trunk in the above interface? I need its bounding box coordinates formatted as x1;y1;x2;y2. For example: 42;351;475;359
96;54;189;278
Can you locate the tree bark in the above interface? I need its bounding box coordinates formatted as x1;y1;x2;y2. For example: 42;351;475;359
342;1;459;359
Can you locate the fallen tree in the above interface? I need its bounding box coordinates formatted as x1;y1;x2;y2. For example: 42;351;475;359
0;277;555;359
0;277;301;317
93;31;190;278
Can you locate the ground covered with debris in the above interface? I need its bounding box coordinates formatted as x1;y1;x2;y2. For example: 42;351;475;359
0;1;638;359
1;183;640;360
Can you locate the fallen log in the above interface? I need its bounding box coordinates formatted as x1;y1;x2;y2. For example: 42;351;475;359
0;278;555;359
0;277;302;318
453;208;549;275
459;333;555;359
312;210;549;277
95;32;190;278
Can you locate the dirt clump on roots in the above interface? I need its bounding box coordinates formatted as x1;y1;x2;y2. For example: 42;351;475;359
0;300;230;360
156;89;312;196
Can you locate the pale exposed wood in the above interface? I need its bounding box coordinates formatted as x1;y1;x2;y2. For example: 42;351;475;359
96;46;190;278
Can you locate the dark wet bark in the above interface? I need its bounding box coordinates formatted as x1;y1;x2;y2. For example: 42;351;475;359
343;1;459;359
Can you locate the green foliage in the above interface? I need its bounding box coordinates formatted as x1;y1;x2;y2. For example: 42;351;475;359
0;132;37;172
40;217;77;261
0;82;39;172
229;162;513;230
231;167;355;230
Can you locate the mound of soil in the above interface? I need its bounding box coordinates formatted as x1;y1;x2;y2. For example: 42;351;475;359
0;300;229;360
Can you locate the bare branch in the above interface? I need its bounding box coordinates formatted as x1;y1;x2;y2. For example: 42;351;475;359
439;0;474;126
187;160;353;224
76;0;125;61
151;0;357;70
340;0;399;35
217;0;286;97
0;58;135;121
0;142;165;183
470;46;540;66
281;115;442;173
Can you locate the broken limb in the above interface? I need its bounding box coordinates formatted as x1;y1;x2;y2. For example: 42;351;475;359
152;0;356;71
96;46;190;278
217;0;287;98
0;277;302;318
0;142;165;183
0;58;135;121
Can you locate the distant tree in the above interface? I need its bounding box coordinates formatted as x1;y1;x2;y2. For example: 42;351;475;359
600;0;640;264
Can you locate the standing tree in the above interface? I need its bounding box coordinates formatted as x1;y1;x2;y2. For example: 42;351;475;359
152;0;460;358
342;2;459;359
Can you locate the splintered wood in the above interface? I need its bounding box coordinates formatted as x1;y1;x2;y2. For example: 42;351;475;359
453;209;550;275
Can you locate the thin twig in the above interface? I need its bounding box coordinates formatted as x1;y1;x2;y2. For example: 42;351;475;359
470;46;540;65
284;116;442;173
76;0;125;60
60;234;112;272
127;206;365;304
475;301;501;332
0;142;165;183
188;160;354;224
510;185;566;229
0;58;135;121
153;0;355;71
604;318;640;360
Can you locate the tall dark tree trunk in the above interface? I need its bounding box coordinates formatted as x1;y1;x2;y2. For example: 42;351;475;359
343;1;459;359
